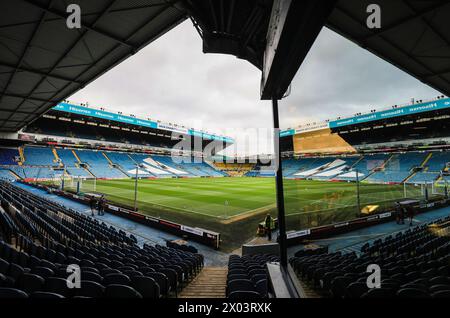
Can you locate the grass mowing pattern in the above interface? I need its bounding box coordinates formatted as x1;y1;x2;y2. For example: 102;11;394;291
60;177;425;251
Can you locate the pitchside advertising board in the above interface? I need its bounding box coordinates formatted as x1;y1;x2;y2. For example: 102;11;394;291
53;103;233;143
102;203;221;249
45;186;221;249
280;97;450;137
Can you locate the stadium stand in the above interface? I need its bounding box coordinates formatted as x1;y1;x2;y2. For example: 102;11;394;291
23;147;57;166
290;215;450;298
55;149;79;166
25;117;173;149
292;157;341;178
0;181;203;298
408;151;450;184
336;154;388;181
245;166;275;177
55;149;95;178
226;254;279;298
0;169;15;182
103;151;137;177
3;145;450;187
407;172;439;184
8;167;56;180
0;148;19;166
213;163;255;177
0;146;227;181
73;150;127;179
172;158;226;177
367;153;429;183
282;158;319;178
311;157;359;180
245;152;448;182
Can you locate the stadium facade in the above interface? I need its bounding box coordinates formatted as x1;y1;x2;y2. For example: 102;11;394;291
2;95;450;299
1;0;450;301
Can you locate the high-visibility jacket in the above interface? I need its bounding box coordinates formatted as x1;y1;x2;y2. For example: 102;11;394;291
265;217;275;230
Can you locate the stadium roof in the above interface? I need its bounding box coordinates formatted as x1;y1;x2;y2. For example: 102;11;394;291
0;0;187;132
327;0;450;98
2;1;450;133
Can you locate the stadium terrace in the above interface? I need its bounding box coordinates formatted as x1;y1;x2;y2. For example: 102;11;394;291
1;0;450;303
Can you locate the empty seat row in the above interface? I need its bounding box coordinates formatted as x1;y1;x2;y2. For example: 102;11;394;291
290;215;450;298
0;181;204;298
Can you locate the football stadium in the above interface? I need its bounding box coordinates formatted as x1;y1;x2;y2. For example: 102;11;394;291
1;0;450;303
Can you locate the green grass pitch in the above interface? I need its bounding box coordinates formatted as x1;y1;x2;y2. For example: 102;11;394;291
86;177;277;219
71;177;423;219
60;177;425;251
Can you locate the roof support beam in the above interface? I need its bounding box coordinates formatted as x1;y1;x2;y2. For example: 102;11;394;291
329;4;450;91
403;2;450;56
20;2;176;129
21;0;139;51
0;110;39;115
1;93;52;103
208;0;219;30
0;0;51;104
0;2;173;30
0;61;82;84
0;119;25;123
226;0;235;33
361;2;450;41
426;67;450;78
0;0;120;128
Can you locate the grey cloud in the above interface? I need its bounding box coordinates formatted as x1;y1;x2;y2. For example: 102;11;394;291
280;27;440;128
70;22;441;155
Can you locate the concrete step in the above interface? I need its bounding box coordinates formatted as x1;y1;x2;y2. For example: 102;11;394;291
179;267;228;298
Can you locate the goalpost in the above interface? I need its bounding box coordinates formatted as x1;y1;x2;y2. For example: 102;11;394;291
69;176;97;193
432;179;449;197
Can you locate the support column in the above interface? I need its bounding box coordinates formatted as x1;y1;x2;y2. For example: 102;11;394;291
134;165;139;211
272;97;287;268
356;169;361;215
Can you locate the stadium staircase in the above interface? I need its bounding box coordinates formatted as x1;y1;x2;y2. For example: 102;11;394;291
84;166;97;178
179;267;227;298
7;169;20;180
18;147;25;166
403;152;433;183
364;154;394;180
71;149;96;178
293;277;323;298
350;155;364;169
421;152;433;168
71;150;81;163
102;152;114;165
403;172;417;184
380;153;394;169
106;155;131;177
51;148;60;165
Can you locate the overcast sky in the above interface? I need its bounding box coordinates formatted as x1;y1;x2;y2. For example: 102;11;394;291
70;20;441;156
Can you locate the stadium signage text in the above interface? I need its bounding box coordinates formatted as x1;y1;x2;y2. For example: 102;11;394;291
378;212;391;219
280;98;450;136
53;103;233;143
286;229;310;239
329;99;450;128
180;225;204;236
